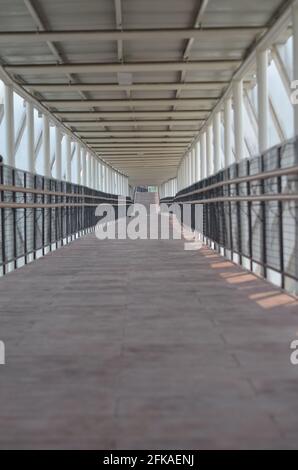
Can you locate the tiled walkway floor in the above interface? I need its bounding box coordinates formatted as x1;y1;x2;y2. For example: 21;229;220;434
0;231;297;449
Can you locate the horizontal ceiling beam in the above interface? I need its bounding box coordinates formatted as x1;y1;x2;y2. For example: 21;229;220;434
90;143;188;148
105;160;181;164
67;120;202;127
44;98;215;108
58;111;209;118
105;162;181;165
24;81;229;92
5;60;241;75
96;150;184;154
76;131;196;137
0;27;265;43
105;164;180;167
84;138;191;143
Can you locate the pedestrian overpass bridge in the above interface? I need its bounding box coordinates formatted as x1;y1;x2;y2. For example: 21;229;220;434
0;0;297;450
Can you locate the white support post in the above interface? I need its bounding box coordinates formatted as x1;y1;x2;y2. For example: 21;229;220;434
26;101;34;173
42;114;50;177
233;79;245;161
76;143;81;185
102;163;105;191
200;133;206;180
65;135;72;182
55;127;62;180
105;167;109;193
96;160;100;190
111;169;114;193
293;2;298;136
92;157;96;189
181;162;183;188
224;97;233;168
87;152;92;187
206;125;213;176
4;84;15;167
257;49;269;153
191;148;196;184
195;141;200;181
102;165;105;192
188;153;192;185
98;161;102;190
213;111;221;173
82;148;87;186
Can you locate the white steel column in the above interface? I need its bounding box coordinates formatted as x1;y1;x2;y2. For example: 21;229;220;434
42;114;50;177
96;160;99;189
106;167;109;193
195;141;200;181
111;171;114;194
87;152;92;187
200;133;206;180
55;127;62;180
213;111;221;173
257;49;269;153
206;125;213;176
224;97;233;167
76;143;81;185
181;163;183;189
101;165;105;192
4;84;15;167
92;157;96;189
191;148;196;184
65;135;72;182
293;2;298;135
26;101;34;173
98;161;102;190
82;148;87;186
233;79;245;161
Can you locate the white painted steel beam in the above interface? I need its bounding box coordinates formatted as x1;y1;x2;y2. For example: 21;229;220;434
26;101;34;173
4;84;15;167
232;79;245;162
256;49;269;153
5;60;241;75
0;27;265;43
55;126;62;180
65;134;72;182
42;114;50;177
44;98;215;108
224;97;233;167
25;82;229;92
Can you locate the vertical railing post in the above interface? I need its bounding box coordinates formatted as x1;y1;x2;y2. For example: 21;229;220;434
23;172;27;265
0;161;6;275
260;154;267;279
33;175;37;260
12;169;17;270
277;147;284;288
247;160;253;271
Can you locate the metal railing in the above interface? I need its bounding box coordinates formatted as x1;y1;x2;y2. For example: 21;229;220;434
0;157;131;275
160;138;298;293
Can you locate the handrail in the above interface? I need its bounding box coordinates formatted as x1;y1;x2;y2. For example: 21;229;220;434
0;202;130;209
0;184;130;201
175;165;298;200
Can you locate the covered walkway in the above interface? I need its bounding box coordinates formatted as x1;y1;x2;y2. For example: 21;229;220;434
0;227;297;449
0;0;298;451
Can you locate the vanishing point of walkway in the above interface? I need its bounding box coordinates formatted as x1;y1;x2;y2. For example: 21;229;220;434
0;230;297;449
